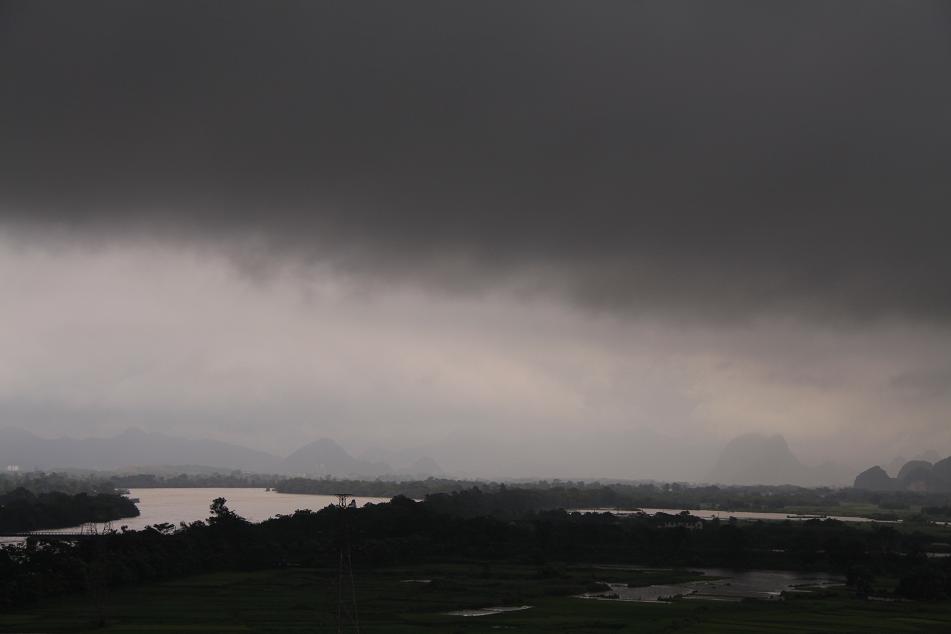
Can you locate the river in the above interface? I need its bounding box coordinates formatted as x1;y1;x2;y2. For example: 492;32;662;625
1;488;390;542
4;491;890;544
119;487;390;531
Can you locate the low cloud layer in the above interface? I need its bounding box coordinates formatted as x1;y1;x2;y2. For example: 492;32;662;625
2;2;950;322
1;239;949;476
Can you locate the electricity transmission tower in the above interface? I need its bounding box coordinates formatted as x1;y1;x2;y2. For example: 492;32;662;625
334;493;360;633
83;521;113;627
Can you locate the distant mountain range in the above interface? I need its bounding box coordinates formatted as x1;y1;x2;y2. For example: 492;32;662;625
707;433;851;487
885;451;941;478
2;427;872;487
854;455;951;492
0;427;443;478
283;438;390;477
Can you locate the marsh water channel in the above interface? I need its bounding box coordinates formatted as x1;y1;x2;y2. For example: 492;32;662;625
579;567;844;603
570;507;886;523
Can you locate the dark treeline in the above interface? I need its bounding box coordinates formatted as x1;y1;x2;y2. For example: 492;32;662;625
277;476;490;499
109;472;281;489
921;506;951;521
0;473;120;496
0;489;139;533
16;471;951;524
3;487;951;611
278;478;951;520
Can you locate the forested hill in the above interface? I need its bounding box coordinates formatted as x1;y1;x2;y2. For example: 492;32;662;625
0;488;139;532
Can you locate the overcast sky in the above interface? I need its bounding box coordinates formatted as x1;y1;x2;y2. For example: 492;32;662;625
1;2;950;478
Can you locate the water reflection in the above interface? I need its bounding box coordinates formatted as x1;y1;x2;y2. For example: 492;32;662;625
1;487;390;543
446;605;533;617
571;507;888;523
579;567;843;603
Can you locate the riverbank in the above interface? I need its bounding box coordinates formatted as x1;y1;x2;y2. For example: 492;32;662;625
0;489;138;533
3;488;389;541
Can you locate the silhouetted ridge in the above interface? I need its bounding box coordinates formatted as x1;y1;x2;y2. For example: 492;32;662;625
0;427;280;472
853;466;896;491
708;433;845;486
854;455;951;492
0;428;444;478
282;438;391;477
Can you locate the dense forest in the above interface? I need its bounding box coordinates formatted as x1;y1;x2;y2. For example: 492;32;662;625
108;472;281;489
0;474;139;533
0;473;120;496
0;489;139;533
277;476;490;499
2;487;951;611
277;477;951;521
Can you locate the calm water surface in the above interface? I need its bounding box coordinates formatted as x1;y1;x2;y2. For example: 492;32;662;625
571;507;885;523
579;567;844;602
3;488;389;541
119;488;390;531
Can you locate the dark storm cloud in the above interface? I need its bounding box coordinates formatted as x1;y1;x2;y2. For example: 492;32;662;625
2;1;950;321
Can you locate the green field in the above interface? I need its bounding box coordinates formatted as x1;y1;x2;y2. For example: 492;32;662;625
2;563;951;633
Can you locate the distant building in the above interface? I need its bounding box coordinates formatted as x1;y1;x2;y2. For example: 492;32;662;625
656;510;704;529
660;518;703;530
5;464;20;472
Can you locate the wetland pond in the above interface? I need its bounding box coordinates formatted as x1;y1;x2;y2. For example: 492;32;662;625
570;507;885;523
578;567;844;603
446;605;534;617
